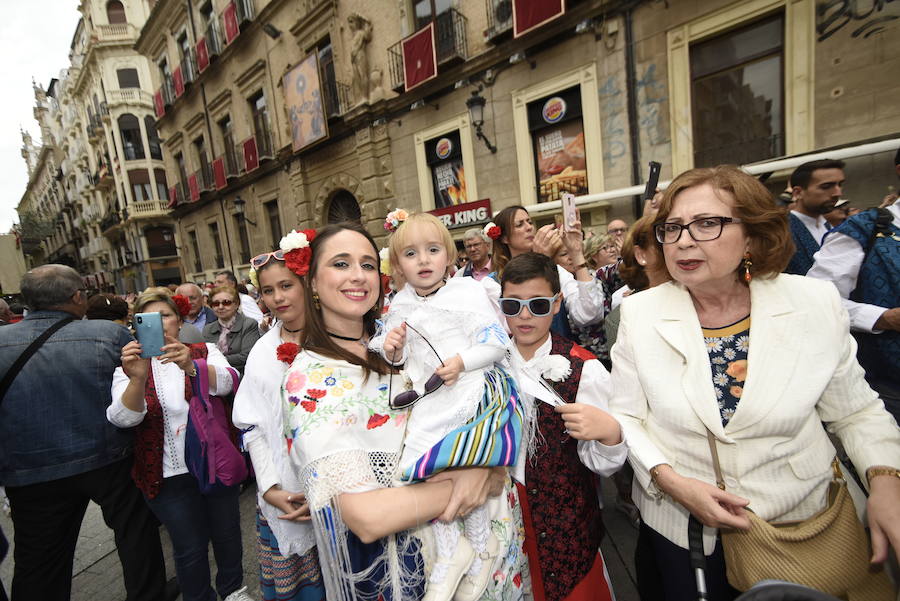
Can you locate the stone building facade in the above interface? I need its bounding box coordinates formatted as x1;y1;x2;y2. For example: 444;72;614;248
18;0;180;293
135;0;899;279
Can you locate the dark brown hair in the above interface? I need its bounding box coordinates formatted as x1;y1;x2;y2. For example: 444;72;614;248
500;252;560;295
86;293;129;322
491;205;529;277
302;222;389;377
618;215;670;292
654;166;794;281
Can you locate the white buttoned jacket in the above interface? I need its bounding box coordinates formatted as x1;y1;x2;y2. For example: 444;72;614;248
609;274;900;553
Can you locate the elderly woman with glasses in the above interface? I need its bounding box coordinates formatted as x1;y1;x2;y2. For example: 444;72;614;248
609;166;900;600
202;286;261;375
232;240;326;601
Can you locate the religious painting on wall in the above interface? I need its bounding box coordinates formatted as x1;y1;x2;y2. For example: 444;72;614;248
282;53;329;152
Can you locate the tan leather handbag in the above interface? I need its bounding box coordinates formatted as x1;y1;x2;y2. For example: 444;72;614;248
704;431;892;599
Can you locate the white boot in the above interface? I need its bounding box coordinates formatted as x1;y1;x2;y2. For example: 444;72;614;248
453;533;501;601
424;535;475;601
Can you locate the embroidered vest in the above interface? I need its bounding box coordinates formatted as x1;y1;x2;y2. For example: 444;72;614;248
523;332;603;601
131;344;208;498
832;209;900;382
785;213;821;275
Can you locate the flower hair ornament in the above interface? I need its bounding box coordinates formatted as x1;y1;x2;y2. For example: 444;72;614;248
281;229;317;277
171;294;192;318
483;221;501;241
383;208;409;233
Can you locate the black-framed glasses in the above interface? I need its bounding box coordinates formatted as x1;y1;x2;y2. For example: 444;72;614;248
250;250;285;269
498;295;559;317
387;322;445;410
654;217;743;244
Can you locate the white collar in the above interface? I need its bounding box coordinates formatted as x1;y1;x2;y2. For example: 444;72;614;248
790;210;824;229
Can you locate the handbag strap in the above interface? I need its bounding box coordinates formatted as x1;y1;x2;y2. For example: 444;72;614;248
704;427;843;490
0;316;75;405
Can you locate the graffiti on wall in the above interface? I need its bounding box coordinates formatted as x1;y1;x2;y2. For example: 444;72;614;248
636;63;668;148
599;74;627;168
817;0;899;41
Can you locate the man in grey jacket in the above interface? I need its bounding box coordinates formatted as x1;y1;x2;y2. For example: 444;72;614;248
0;265;166;601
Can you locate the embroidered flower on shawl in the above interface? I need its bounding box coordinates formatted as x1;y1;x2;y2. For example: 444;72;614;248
280;229;316;277
276;342;300;365
366;413;389;429
383;208;409;232
172;294;191;317
483;221;501;240
541;355;572;382
285;370;307;393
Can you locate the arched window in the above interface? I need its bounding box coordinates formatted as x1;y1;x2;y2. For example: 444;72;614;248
118;114;145;160
107;0;126;24
327;189;362;223
145;116;162;160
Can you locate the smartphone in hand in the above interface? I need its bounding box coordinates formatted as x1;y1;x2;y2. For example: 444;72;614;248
561;192;578;232
134;312;165;358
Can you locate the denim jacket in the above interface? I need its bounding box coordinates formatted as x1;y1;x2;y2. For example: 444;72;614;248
0;310;135;486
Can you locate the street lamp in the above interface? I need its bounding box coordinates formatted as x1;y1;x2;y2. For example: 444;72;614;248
233;196;257;226
466;90;497;154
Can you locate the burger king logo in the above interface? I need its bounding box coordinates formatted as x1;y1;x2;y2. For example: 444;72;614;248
435;137;453;160
542;97;567;124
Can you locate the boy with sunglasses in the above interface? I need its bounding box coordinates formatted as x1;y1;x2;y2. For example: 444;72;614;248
500;252;625;601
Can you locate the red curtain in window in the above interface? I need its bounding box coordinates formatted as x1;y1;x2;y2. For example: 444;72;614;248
401;22;437;92
513;0;564;38
153;90;165;118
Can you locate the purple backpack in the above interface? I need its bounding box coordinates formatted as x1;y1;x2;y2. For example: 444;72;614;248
184;358;247;494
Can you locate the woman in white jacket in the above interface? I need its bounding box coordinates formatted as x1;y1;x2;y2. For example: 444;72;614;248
609;166;900;600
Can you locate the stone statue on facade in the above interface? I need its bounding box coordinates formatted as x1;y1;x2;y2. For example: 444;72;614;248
348;13;372;106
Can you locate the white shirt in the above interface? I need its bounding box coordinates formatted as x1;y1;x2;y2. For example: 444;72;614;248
807;201;900;333
507;336;627;484
790;209;830;245
108;344;235;478
558;265;606;327
233;327;317;557
240;293;264;324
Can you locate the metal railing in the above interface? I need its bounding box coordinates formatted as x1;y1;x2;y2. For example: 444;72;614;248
234;0;255;24
224;142;240;177
180;51;198;87
206;19;223;57
322;70;350;118
387;9;468;92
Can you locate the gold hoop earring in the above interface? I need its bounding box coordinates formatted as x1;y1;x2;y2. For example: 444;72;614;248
312;292;320;310
743;251;753;283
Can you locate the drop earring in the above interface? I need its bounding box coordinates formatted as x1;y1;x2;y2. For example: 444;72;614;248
312;292;320;310
743;251;753;283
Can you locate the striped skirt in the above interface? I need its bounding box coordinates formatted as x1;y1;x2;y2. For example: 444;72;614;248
401;365;523;481
257;510;326;601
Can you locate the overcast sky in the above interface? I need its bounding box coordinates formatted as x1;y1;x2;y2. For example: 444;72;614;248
0;2;82;233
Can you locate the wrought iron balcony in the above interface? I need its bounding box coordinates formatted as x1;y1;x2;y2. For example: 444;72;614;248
387;8;468;92
321;70;350;118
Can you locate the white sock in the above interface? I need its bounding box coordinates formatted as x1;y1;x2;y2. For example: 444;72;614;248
430;520;461;584
463;506;490;578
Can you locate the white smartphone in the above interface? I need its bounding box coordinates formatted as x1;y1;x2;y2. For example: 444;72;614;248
561;192;578;232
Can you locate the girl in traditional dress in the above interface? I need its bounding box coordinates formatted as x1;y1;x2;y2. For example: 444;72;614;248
282;222;527;601
233;230;326;601
369;212;523;601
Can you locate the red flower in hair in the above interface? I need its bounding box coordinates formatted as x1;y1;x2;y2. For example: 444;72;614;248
484;224;501;240
172;294;191;317
284;247;313;277
276;342;300;365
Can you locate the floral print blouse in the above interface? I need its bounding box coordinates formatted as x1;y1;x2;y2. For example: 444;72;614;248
702;316;750;426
